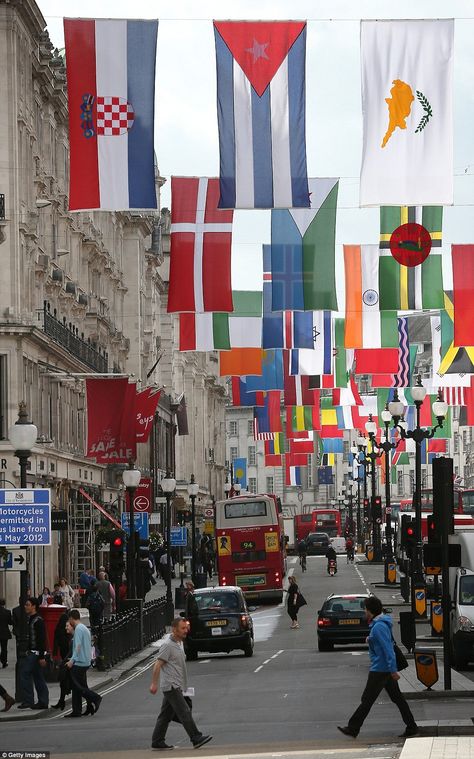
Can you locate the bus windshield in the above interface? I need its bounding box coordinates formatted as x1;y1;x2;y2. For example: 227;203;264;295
462;491;474;516
224;500;268;519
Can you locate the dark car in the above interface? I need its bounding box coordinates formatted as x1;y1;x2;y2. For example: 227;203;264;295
305;532;330;555
183;586;254;660
317;593;371;651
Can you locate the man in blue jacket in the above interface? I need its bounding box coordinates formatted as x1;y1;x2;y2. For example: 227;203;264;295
338;596;418;739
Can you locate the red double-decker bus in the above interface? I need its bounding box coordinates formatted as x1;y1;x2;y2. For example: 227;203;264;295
295;509;342;541
215;494;285;603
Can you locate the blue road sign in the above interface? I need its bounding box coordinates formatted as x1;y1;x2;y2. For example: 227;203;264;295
170;526;187;547
121;512;149;540
0;489;51;546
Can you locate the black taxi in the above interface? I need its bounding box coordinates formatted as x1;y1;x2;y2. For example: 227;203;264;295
183;586;254;660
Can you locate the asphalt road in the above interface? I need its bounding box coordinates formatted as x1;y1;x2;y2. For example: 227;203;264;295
0;556;465;757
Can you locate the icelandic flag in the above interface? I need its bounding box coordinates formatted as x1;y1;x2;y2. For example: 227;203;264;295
64;19;158;211
214;21;309;209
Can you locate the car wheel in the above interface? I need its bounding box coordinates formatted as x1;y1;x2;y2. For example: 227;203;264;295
243;639;254;657
318;639;334;652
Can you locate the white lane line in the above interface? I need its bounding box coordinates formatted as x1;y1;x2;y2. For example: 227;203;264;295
263;658;271;664
254;665;263;672
254;649;284;674
354;560;371;594
198;659;211;664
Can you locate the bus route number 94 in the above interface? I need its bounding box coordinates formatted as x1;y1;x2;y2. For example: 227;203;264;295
241;540;255;550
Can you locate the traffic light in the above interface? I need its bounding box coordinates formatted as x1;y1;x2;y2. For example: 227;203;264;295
372;496;382;523
400;516;416;551
427;514;440;544
363;497;370;523
109;530;125;575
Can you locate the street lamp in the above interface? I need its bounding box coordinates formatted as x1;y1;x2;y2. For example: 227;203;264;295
353;435;369;550
389;379;448;614
224;480;231;497
365;414;385;562
161;472;176;621
122;462;141;599
187;475;199;585
8;402;37;606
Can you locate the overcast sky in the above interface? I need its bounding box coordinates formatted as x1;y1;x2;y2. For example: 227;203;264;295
39;0;474;295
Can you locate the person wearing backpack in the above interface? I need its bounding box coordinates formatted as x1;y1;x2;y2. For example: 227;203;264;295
86;581;105;631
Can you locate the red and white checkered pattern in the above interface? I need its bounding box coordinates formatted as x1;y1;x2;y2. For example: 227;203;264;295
96;96;134;136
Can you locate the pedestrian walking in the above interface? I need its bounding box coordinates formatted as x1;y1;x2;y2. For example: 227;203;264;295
0;682;14;712
0;599;12;668
65;609;102;718
96;572;115;620
184;582;199;625
149;617;212;750
338;596;418;739
58;578;75;610
286;576;306;629
79;568;96;607
52;617;73;710
18;597;49;710
86;581;105;631
12;596;29;704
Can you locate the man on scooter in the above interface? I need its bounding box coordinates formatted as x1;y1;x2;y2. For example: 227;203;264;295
325;544;337;574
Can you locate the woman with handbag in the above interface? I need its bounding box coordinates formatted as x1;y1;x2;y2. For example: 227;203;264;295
337;596;418;739
286;576;307;629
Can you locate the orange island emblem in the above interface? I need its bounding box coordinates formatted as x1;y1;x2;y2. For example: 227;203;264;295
381;80;432;148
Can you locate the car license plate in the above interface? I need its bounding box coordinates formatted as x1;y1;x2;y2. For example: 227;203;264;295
211;627;223;636
206;620;227;627
339;619;360;625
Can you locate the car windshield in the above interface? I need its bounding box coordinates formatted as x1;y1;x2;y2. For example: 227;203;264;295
459;575;474;605
194;592;241;612
324;598;367;613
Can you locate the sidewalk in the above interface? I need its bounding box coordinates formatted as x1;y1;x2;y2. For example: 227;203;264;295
0;572;195;721
401;737;474;758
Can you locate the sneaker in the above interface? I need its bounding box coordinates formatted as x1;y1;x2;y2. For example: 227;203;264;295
193;735;213;749
399;726;419;738
337;726;358;738
152;743;174;750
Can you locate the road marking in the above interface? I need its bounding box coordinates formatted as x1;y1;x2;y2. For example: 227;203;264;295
254;665;263;672
263;659;271;664
198;659;211;664
254;649;284;674
354;561;371;594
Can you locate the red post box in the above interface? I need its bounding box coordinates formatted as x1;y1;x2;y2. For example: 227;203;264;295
39;604;67;659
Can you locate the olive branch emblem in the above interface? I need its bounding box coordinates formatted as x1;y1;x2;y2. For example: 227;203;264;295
415;90;433;133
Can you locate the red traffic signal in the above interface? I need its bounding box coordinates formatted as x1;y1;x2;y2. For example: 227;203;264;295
427;514;439;544
400;515;416;550
372;495;382;522
113;536;123;547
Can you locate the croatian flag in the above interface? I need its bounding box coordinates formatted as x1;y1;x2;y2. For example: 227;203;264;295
214;21;309;209
64;19;158;211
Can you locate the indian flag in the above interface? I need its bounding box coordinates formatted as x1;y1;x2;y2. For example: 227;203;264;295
344;245;398;349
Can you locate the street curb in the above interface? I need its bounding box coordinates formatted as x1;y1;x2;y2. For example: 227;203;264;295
404;689;474;700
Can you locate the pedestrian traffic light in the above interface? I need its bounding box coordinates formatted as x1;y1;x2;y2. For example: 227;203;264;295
363;497;370;523
400;517;416;551
372;495;382;522
427;514;440;544
109;530;125;575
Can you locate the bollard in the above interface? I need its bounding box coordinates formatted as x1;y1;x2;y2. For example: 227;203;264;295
414;583;427;619
414;648;439;689
430;600;443;636
384;560;397;584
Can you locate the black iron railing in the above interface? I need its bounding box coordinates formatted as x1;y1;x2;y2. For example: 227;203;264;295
98;596;166;669
42;301;108;372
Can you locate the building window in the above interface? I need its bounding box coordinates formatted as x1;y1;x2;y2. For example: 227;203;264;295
229;420;238;436
248;419;254;436
307;455;313;487
230;446;238;463
248;446;256;466
454;433;459;454
248;477;257;494
0;356;7;440
409;470;415;493
266;476;274;494
397;470;404;496
343;440;350;460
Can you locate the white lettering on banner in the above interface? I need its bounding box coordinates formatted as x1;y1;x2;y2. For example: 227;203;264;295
137;412;154;432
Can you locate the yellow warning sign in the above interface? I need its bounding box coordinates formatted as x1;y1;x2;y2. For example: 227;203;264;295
217;534;231;556
265;532;279;552
414;649;439;689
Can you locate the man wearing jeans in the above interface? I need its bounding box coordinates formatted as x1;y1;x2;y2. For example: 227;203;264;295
65;609;102;718
17;598;49;710
150;618;212;750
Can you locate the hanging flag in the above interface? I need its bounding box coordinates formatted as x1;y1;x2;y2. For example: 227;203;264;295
442;387;465;406
433;295;474;378
265;433;285;456
135;388;161;443
289;433;314;454
263;310;322;350
286;452;308;467
179;291;262;351
175;394;189;436
321;438;344;454
220;348;262;377
254;391;282;437
452;245;474;348
333;318;353;389
283;352;318;406
64;18;158;211
168;177;233;313
246;350;284;391
318;465;334;483
214;21;309;209
231;378;265;407
332;376;362;407
344;245;398;349
380;206;442;249
286;405;320;433
86;378;136;462
289;312;333;375
285;459;302;486
270;178;339;311
233;458;247;489
360;20;454;206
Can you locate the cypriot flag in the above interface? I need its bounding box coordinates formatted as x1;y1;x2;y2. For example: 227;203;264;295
360;20;454;207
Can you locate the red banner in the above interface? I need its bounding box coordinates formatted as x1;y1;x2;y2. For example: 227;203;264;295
124;477;152;513
136;388;161;443
86;378;137;463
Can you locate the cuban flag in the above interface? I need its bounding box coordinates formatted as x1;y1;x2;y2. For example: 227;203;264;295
214;21;309;209
64;19;158;211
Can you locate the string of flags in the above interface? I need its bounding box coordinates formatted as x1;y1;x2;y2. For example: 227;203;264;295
62;17;474;485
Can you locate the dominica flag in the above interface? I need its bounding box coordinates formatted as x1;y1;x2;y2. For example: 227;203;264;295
380;206;442;249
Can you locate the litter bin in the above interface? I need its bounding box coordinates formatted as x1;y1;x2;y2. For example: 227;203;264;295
38;603;67;656
195;572;208;589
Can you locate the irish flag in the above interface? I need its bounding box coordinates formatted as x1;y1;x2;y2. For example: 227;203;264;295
64;19;158;211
